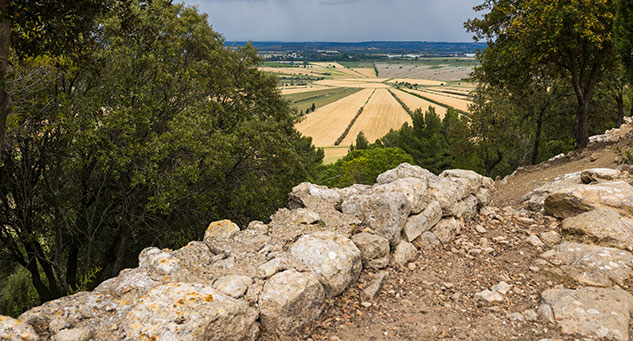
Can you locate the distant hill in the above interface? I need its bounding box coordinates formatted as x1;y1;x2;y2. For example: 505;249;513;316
227;41;487;57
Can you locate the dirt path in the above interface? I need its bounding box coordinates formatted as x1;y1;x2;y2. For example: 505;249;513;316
291;208;577;341
286;136;632;341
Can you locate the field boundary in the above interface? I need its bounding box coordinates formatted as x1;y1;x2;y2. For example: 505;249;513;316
388;89;413;118
399;88;470;116
334;89;376;146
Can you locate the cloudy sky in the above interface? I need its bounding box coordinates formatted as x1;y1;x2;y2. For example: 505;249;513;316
178;0;482;42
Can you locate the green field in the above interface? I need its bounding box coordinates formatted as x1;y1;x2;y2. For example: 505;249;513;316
287;87;362;113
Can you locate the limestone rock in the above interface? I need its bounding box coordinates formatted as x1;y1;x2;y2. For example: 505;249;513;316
541;242;633;286
290;232;362;296
430;217;463;244
541;287;633;341
94;266;159;297
204;220;240;246
544;181;633;219
492;281;512;295
0;316;39;341
427;178;461;214
475;187;491;207
440;169;483;198
392;241;418;266
137;247;203;283
446;195;479;221
288;182;341;210
412;231;441;250
581;168;622;183
371;177;428;214
54;327;91;341
258;270;324;335
539;231;562;246
342;192;410;244
561;209;633;251
361;271;388;301
351;232;390;264
474;290;503;303
213;275;253;299
522;172;582;212
270;208;321;226
525;234;544;247
123;283;259;341
376;163;434;184
402;201;442;242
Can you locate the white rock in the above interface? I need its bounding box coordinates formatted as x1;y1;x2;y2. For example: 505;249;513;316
474;290;503;303
392;241;418;266
213;275;253;299
290;232;362;296
258;270;325;335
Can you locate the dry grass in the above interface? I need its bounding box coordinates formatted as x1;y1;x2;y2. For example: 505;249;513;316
392;89;448;118
323;147;350;164
295;88;375;147
407;89;473;112
352;68;377;78
341;89;412;145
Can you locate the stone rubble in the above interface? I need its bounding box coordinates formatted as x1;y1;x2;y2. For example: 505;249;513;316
5;156;633;340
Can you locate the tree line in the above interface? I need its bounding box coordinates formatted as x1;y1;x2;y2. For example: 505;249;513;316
0;0;322;314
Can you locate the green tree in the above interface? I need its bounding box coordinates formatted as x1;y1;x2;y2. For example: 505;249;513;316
0;0;113;155
315;147;413;188
351;131;370;151
615;0;633;85
0;0;321;307
467;0;618;148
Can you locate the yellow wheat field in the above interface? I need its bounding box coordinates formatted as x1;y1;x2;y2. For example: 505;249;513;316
392;89;448;118
315;78;391;88
281;85;333;95
388;78;445;86
407;89;473;112
352;68;377;78
341;89;412;145
309;62;362;78
295;88;375;147
260;67;331;77
427;87;473;96
323;147;351;164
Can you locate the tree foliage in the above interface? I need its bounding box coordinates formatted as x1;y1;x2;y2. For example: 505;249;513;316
615;0;633;85
466;0;617;148
0;0;321;309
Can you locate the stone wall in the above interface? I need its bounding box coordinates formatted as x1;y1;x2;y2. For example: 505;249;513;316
0;163;493;340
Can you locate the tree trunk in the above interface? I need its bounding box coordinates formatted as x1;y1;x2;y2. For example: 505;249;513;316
531;108;545;165
575;96;590;149
616;93;624;127
110;223;130;278
0;0;10;157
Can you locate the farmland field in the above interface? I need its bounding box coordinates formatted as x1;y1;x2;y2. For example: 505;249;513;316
341;88;412;145
391;89;448;117
260;58;477;163
404;89;473;112
295;88;375;147
288;87;362;113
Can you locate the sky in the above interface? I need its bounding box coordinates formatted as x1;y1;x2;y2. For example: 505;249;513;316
178;0;483;42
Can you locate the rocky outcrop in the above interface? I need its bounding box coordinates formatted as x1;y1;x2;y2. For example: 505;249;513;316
540;287;633;341
0;163;494;340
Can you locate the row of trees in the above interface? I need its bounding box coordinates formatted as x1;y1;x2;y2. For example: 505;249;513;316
0;0;322;312
466;0;633;154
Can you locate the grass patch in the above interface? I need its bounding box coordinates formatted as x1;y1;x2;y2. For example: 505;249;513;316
288;87;362;113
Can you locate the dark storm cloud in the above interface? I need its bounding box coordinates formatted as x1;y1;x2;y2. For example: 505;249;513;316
179;0;482;42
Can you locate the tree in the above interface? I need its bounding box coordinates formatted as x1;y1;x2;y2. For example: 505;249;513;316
615;0;633;85
0;0;322;306
0;0;112;156
467;0;617;148
314;147;413;188
351;131;369;151
311;103;316;112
